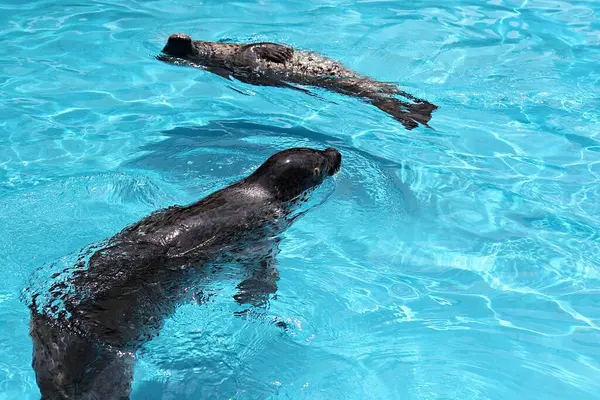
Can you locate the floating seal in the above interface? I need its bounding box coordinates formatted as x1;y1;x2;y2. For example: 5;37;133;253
157;33;437;130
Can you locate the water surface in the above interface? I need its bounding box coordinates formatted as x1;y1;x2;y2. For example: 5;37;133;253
1;0;599;399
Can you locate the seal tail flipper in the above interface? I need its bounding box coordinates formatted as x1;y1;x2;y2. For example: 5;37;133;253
315;77;437;130
371;97;437;130
405;100;438;125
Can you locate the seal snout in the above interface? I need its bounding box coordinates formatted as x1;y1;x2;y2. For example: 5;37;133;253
323;147;342;175
162;33;194;57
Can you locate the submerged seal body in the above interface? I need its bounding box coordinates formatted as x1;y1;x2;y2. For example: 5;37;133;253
27;147;342;399
157;33;437;130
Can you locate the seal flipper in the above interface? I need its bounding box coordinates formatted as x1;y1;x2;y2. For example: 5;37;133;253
232;255;289;330
233;257;279;309
371;97;437;130
156;54;235;81
202;65;235;80
229;69;322;98
241;42;294;64
315;77;437;129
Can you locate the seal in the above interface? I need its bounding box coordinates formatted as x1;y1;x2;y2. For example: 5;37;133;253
27;147;342;399
157;33;437;130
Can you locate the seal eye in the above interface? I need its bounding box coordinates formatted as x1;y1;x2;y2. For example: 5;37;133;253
313;167;321;176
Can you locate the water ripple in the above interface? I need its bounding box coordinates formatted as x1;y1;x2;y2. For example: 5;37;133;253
2;0;600;398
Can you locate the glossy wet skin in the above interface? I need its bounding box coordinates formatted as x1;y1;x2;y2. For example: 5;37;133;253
161;33;197;57
28;147;342;399
247;147;342;202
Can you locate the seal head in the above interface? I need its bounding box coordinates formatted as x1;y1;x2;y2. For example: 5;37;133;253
247;147;341;202
162;33;195;57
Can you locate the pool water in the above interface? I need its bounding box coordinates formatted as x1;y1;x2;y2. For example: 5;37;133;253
1;0;599;398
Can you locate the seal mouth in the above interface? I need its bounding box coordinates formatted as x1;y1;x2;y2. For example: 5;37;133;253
323;147;342;176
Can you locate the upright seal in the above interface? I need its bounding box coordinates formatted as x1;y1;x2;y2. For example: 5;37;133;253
157;33;437;130
27;147;342;399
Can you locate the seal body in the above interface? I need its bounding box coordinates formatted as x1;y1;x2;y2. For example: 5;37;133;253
28;147;342;399
158;33;437;130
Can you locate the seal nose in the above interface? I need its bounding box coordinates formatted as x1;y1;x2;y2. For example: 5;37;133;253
323;147;341;175
163;33;193;56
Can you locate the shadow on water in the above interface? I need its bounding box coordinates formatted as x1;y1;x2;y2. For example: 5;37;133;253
123;119;420;213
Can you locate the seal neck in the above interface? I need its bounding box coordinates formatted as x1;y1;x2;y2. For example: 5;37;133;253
245;173;314;204
191;41;212;57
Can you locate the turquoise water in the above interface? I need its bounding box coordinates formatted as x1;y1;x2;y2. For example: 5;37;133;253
1;0;600;398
